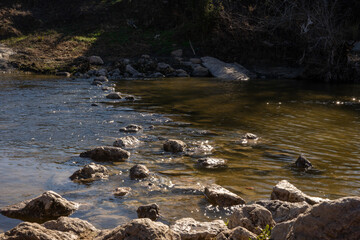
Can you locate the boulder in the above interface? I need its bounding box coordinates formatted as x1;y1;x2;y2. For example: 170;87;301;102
119;124;143;133
137;203;160;221
0;191;79;222
171;49;183;57
125;64;141;77
163;139;186;153
106;92;122;99
43;217;99;237
216;226;257;240
70;163;109;182
94;76;108;82
271;180;327;205
201;56;255;81
171;218;227;240
228;204;275;235
98;218;180;240
113;187;131;197
0;222;77;240
80;146;130;161
204;184;245;207
88;56;104;65
157;62;174;75
255;200;310;223
197;157;227;169
271;197;360;240
175;69;189;77
294;154;312;169
130;164;150;180
113;136;140;148
96;69;107;76
55;72;71;77
192;65;209;77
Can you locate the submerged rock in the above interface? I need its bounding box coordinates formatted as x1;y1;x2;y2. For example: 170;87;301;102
185;141;213;157
70;163;109;182
171;218;227;240
271;197;360;240
0;191;79;222
137;203;160;221
106;92;122;99
98;218;180;240
130;164;150;180
113;136;140;148
228;204;275;235
204;184;245;207
197;157;227;169
271;180;327;205
255;199;310;223
119;124;143;133
80;146;130;161
163;139;187;153
113;187;131;197
294;154;312;169
216;226;257;240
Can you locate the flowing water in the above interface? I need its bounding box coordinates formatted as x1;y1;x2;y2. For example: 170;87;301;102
0;74;359;232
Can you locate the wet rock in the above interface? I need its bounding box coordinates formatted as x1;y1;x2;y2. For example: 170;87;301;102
130;164;150;179
92;80;103;86
294;154;312;169
0;191;79;222
43;217;99;237
228;204;275;235
113;136;140;148
197;157;227;169
171;49;183;58
101;86;115;91
55;72;71;77
1;222;77;240
175;69;189;77
241;133;258;140
137;203;160;221
88;56;104;65
255;199;310;223
98;218;180;240
80;146;130;161
94;76;108;82
126;64;140;77
271;180;327;205
91;103;99;107
192;65;209;77
125;96;135;101
157;62;174;75
185;141;213;157
271;197;360;240
163;139;187;153
119;124;143;133
216;226;257;240
204;184;245;207
170;184;204;195
70;163;109;182
113;187;131;197
171;218;227;240
106;92;122;99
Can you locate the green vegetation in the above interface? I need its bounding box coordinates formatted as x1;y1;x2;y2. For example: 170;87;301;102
253;225;272;240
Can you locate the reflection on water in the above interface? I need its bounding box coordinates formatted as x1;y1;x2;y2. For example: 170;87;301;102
0;74;359;232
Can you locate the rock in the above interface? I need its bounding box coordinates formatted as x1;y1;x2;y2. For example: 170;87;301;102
185;141;214;157
255;200;310;223
175;69;189;77
130;164;150;180
204;184;245;207
91;103;99;107
197;157;227;169
228;204;275;235
201;56;255;81
55;72;71;77
352;41;360;52
0;191;79;222
1;222;77;240
170;184;204;195
171;218;227;240
70;163;109;182
101;86;115;91
271;197;360;240
97;69;107;76
125;96;135;101
113;136;140;148
216;226;257;240
88;56;104;65
119;124;143;133
113;187;131;197
80;146;130;161
163;139;187;153
241;133;258;140
148;72;165;78
126;64;140;77
271;180;327;205
92;80;103;86
98;218;180;240
157;62;174;74
106;92;122;99
294;154;312;169
192;65;209;77
94;76;108;82
43;217;99;237
171;49;183;57
137;203;160;221
190;58;202;64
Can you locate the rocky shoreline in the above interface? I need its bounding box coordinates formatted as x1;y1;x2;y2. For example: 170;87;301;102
0;65;359;239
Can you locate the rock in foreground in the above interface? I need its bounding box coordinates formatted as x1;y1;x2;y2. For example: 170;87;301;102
163;139;187;153
216;226;257;240
171;218;227;240
80;146;130;161
204;184;245;207
129;164;150;180
70;163;109;182
137;203;160;221
0;191;79;222
271;196;360;240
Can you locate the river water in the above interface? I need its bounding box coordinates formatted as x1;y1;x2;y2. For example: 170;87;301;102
0;74;359;232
